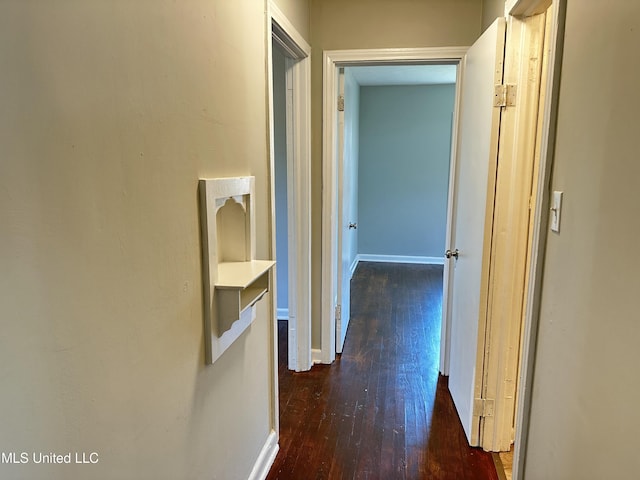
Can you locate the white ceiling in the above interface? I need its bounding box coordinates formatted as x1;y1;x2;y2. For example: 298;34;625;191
347;64;457;86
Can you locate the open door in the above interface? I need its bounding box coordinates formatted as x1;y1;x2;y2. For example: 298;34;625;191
447;17;506;447
336;68;357;353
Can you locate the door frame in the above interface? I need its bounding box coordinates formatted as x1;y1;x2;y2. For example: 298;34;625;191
476;9;558;452
510;0;566;478
321;47;468;364
267;1;312;376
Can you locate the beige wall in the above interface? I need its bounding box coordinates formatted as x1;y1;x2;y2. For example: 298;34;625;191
481;0;505;31
524;1;640;478
0;1;281;479
309;0;483;347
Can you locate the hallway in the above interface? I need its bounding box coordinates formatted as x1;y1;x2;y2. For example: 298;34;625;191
268;263;498;480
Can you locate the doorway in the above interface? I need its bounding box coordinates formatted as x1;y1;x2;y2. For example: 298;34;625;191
334;65;458;354
272;40;291;322
267;2;312;374
320;47;467;366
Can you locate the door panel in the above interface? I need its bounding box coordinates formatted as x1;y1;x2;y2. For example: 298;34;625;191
336;69;357;353
447;17;506;446
336;69;346;352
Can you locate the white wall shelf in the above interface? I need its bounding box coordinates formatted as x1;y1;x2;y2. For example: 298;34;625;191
199;176;275;365
215;260;274;334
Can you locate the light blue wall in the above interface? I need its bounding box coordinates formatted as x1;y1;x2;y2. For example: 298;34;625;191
272;42;288;313
358;84;455;259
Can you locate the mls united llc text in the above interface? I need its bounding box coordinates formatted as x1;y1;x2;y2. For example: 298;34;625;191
1;451;99;465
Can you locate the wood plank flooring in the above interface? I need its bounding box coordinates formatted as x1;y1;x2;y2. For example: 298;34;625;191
268;262;498;480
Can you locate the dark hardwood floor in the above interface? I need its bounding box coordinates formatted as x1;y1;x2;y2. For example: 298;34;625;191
268;262;498;480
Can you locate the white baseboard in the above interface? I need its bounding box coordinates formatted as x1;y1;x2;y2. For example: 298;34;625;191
349;256;359;278
276;308;288;321
247;430;279;480
311;348;323;365
357;254;444;265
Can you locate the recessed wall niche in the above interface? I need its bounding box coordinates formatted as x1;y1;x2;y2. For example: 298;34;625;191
199;176;275;365
216;199;249;262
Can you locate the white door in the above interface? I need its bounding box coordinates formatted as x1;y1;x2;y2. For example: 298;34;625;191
336;69;356;353
447;17;506;447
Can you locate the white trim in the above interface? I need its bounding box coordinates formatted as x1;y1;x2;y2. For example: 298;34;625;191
357;254;445;265
247;430;279;480
311;349;323;365
321;51;338;365
323;47;469;65
513;1;566;479
269;3;311;55
276;308;289;321
322;47;468;365
266;4;280;444
268;1;312;375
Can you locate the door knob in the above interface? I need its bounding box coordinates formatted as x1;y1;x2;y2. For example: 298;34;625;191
445;249;459;259
348;223;357;230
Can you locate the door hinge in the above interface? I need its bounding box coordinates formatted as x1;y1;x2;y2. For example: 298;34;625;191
474;397;495;418
337;95;345;112
493;84;517;107
335;304;342;323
